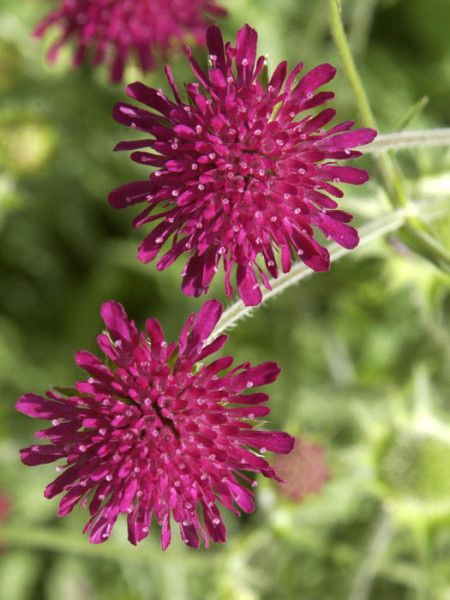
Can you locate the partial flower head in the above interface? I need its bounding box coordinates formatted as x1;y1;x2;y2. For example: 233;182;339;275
33;0;227;83
273;437;330;502
17;299;293;549
110;24;377;305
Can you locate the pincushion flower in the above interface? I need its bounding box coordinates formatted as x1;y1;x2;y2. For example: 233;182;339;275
273;437;330;502
110;24;377;305
16;299;293;549
33;0;227;83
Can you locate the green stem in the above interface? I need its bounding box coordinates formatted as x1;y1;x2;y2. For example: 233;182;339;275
327;0;406;206
365;129;450;153
214;192;450;338
349;508;393;600
214;208;408;337
327;0;450;272
411;521;433;600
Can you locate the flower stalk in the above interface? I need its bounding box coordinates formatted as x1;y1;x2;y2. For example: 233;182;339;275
328;0;450;273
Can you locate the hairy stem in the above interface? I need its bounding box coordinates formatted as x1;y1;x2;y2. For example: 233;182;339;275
365;129;450;153
327;0;450;272
214;209;408;337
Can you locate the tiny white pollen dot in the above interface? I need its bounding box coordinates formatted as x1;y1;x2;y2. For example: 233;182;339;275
213;518;221;525
198;184;205;191
294;208;301;214
191;163;198;170
254;129;262;136
246;381;253;388
156;237;164;244
271;216;277;222
171;190;179;197
260;447;267;453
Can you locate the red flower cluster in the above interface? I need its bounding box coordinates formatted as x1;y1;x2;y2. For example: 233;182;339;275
110;24;376;305
17;300;293;548
34;0;226;82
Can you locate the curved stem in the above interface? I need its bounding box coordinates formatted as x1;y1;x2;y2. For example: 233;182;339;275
365;129;450;153
327;0;450;272
327;0;407;206
214;209;408;337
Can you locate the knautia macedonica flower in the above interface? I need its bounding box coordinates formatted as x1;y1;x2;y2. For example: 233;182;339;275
110;24;377;305
273;437;330;502
17;299;294;549
33;0;227;83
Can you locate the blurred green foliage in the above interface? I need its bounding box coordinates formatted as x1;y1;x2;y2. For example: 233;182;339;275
1;0;450;599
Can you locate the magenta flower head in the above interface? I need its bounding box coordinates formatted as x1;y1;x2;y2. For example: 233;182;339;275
33;0;227;83
110;24;377;305
16;299;293;549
